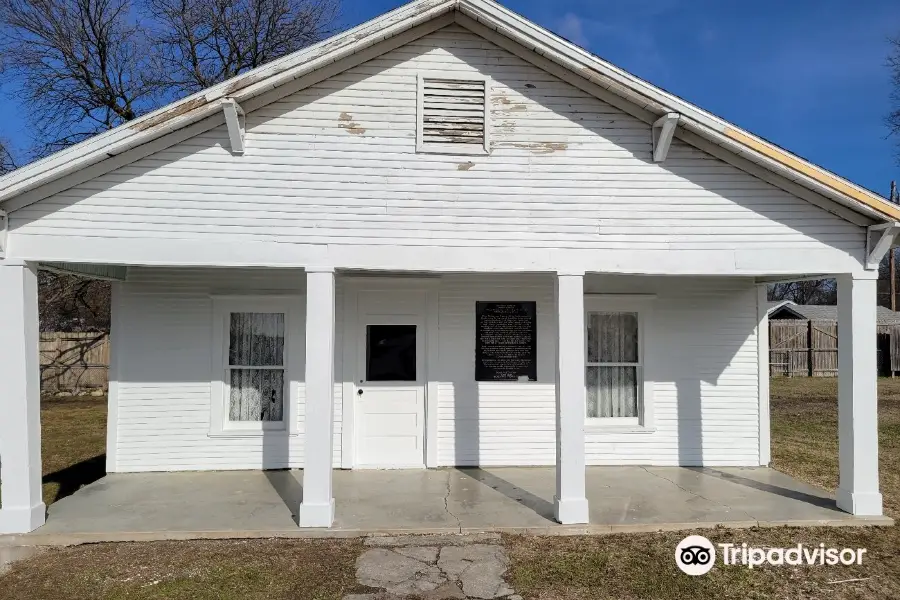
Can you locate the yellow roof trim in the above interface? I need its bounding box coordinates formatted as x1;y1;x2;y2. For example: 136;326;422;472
723;127;900;221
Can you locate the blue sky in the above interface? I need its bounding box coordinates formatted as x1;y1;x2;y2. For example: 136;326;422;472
3;0;900;195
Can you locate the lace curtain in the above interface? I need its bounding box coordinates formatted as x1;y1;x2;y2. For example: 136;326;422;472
228;312;285;422
586;312;639;418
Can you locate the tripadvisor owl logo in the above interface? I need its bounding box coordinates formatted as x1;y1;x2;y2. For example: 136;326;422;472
675;535;868;574
675;535;716;576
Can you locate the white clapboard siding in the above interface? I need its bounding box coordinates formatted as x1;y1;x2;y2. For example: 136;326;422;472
111;268;344;472
436;274;557;466
10;24;863;255
583;274;760;466
433;274;759;467
112;269;758;471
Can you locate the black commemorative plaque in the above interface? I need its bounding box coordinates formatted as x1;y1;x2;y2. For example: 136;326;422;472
475;301;537;381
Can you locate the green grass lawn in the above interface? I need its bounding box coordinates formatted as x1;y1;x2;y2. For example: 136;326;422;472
2;379;899;599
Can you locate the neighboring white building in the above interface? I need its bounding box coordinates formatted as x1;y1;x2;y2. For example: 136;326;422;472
0;0;896;533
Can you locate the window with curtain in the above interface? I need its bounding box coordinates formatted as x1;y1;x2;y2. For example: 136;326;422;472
586;312;640;419
227;312;285;422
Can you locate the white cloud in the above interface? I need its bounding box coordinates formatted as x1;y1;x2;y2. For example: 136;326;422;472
556;13;591;49
551;6;669;81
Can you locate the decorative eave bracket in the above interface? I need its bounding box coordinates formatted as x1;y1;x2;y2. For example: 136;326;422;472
222;98;245;155
866;222;900;270
652;112;680;163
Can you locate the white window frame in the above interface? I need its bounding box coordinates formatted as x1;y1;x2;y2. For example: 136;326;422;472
416;73;491;156
209;296;302;438
584;295;655;432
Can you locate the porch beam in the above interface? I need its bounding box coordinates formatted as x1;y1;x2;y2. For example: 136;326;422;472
0;260;45;534
836;272;883;515
298;267;336;527
554;271;590;524
41;262;128;281
755;274;831;285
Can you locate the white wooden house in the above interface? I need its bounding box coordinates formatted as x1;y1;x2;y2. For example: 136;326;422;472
0;0;897;533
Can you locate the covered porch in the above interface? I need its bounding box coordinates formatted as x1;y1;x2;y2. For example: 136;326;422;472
0;262;887;533
17;466;891;544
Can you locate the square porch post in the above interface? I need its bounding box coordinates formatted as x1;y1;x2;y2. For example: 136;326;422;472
298;267;336;527
0;260;46;534
554;271;589;524
836;272;883;516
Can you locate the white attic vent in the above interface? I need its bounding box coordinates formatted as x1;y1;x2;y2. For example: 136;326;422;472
417;75;490;155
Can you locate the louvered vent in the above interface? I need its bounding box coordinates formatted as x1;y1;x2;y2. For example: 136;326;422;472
419;78;488;150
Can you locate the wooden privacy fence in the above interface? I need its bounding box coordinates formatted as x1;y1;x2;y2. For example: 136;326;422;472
40;332;109;393
770;321;900;377
769;321;838;377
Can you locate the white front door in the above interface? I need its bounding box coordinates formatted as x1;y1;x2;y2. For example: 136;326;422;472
355;291;426;468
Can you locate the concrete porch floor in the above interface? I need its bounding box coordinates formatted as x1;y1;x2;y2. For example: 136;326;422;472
12;467;893;544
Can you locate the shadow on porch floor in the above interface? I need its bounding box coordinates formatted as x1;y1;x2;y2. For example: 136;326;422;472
15;466;890;544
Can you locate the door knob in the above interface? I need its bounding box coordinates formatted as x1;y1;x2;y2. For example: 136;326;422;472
357;389;364;396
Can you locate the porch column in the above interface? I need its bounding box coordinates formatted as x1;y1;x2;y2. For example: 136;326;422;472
0;260;45;534
554;271;589;524
836;272;883;515
298;267;336;527
757;284;771;466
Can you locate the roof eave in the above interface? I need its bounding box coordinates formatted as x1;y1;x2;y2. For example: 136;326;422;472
0;0;457;205
458;0;898;223
1;0;895;225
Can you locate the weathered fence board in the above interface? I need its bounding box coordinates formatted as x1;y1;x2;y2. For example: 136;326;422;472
770;321;900;377
892;327;900;373
40;332;109;393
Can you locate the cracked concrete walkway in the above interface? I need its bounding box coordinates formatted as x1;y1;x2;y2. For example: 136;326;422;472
348;534;520;600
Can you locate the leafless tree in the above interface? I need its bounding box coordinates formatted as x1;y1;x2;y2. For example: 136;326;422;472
0;0;340;336
147;0;339;94
0;140;15;174
38;271;110;332
0;0;160;155
889;37;900;155
768;279;837;305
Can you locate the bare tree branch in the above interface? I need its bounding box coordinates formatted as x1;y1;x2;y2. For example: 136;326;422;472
0;0;340;157
0;139;15;174
0;0;161;155
768;279;837;305
0;0;342;338
147;0;339;94
888;36;900;162
38;270;110;332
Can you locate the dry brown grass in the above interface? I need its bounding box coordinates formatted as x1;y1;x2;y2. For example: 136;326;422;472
506;526;900;600
0;538;367;600
3;400;369;600
770;377;900;518
40;397;108;506
1;397;107;510
505;377;900;600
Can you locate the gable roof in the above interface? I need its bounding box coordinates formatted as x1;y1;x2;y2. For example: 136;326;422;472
768;301;900;325
1;0;897;224
766;300;807;319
